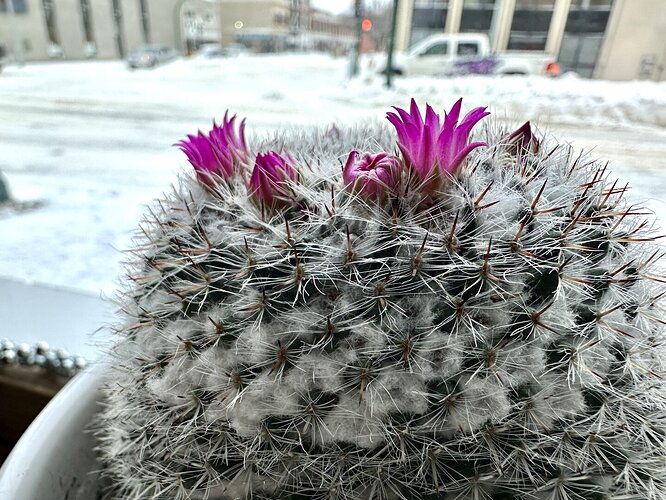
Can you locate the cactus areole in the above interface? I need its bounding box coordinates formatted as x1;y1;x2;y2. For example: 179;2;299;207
98;100;666;499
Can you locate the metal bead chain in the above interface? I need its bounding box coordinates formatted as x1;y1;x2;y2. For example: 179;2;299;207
0;338;87;378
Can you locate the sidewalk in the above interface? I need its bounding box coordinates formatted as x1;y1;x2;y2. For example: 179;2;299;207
0;279;113;360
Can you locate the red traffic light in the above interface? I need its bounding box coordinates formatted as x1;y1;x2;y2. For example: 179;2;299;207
361;19;372;31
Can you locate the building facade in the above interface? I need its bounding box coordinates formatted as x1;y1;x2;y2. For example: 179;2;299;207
396;0;666;80
0;0;189;60
215;0;354;54
0;0;354;62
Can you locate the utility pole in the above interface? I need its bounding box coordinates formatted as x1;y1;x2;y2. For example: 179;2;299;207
7;0;25;65
349;0;362;77
386;0;399;88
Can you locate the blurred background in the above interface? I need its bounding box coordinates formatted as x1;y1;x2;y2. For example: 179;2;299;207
0;0;665;459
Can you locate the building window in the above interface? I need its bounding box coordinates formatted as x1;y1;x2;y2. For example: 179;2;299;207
457;41;480;55
111;0;125;57
79;0;97;56
80;0;94;42
274;11;289;26
513;0;556;5
570;0;613;7
508;0;555;51
41;0;59;44
559;0;613;77
0;0;28;13
139;0;150;43
420;41;448;56
411;1;449;46
460;0;496;34
414;0;448;6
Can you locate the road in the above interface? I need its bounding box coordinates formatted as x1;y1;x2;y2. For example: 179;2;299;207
0;56;665;298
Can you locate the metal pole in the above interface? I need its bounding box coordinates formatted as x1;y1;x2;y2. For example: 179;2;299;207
350;0;362;77
386;0;399;88
7;0;24;65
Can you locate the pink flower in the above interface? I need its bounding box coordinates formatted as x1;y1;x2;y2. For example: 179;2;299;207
343;151;400;201
176;131;228;183
209;111;249;170
249;151;298;207
176;111;248;184
386;98;489;188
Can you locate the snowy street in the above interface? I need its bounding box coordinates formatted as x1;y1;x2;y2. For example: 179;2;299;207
1;54;666;303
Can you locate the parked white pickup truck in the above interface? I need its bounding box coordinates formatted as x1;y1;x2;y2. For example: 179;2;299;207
370;33;560;78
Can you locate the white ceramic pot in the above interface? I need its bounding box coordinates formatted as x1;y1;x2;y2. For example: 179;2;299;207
0;362;106;499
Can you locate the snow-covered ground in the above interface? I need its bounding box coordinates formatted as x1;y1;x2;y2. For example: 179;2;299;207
1;54;666;297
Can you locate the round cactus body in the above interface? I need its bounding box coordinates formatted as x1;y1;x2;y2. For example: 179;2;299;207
97;100;666;500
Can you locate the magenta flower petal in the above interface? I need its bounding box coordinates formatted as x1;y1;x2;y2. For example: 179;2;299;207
438;101;489;173
176;110;249;185
343;151;400;201
249;151;298;207
442;98;462;136
176;131;226;185
209;111;249;176
457;107;491;139
342;150;360;186
425;105;440;135
387;98;489;191
506;121;539;154
447;141;488;174
420;123;437;180
409;98;423;124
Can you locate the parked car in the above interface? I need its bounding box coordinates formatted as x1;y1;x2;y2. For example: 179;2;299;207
197;43;250;58
127;45;177;69
371;33;560;78
197;43;224;58
221;43;251;57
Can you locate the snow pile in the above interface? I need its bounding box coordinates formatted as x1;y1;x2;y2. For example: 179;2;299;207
339;72;666;129
3;56;664;130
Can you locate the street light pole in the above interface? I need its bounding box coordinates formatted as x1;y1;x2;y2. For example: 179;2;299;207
386;0;399;88
349;0;362;78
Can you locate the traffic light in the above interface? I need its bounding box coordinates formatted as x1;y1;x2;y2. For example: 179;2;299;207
361;19;372;32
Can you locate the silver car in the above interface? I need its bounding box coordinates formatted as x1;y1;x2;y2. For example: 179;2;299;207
127;45;176;69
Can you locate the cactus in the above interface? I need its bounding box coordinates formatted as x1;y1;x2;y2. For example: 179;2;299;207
97;99;666;500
